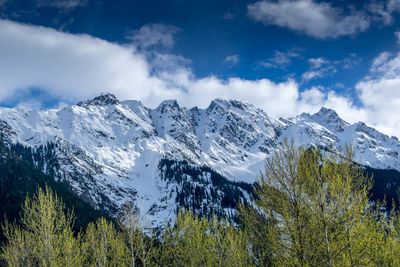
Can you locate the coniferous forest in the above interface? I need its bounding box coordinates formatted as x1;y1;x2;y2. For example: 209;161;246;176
2;141;400;266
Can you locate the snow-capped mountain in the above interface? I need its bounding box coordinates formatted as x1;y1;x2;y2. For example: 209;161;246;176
1;93;399;225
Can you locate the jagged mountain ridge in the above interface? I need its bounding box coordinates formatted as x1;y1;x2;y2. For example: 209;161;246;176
0;93;399;225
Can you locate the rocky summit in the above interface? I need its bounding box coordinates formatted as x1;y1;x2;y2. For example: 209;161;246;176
1;93;400;226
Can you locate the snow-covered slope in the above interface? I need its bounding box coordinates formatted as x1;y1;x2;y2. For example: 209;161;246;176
1;93;399;224
282;107;400;171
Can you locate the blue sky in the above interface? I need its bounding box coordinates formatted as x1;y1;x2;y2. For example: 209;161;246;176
1;0;400;136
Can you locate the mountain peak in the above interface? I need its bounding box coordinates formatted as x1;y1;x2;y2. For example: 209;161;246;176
77;93;119;107
313;107;342;122
314;107;338;118
208;98;227;107
207;98;251;111
156;100;180;113
2;96;400;227
311;107;348;132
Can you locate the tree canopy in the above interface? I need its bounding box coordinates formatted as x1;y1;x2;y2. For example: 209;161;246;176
2;141;400;266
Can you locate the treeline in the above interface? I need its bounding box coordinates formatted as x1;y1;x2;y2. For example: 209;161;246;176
2;141;400;266
0;186;251;266
0;141;108;243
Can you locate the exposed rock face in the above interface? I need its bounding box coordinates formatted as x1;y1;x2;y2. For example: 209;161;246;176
1;94;400;225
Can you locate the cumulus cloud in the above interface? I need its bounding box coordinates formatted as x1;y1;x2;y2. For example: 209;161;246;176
0;19;161;103
248;0;370;39
354;51;400;136
298;86;367;123
127;23;181;50
295;49;400;137
0;19;304;116
1;19;400;137
0;19;327;118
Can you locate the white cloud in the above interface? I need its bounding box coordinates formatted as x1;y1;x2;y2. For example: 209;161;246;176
260;49;301;69
368;2;393;25
14;99;45;111
301;70;326;81
0;19;318;120
302;55;360;82
2;19;400;137
0;19;303;117
0;19;161;103
308;57;329;69
302;57;336;81
297;86;367;123
150;52;191;73
223;54;240;67
354;50;400;136
127;23;181;50
370;52;393;73
248;0;370;39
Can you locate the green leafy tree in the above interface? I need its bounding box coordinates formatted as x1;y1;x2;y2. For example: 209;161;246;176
158;209;253;267
240;139;396;266
1;186;82;266
209;214;253;267
83;217;127;267
160;210;215;266
118;203;154;267
1;222;35;266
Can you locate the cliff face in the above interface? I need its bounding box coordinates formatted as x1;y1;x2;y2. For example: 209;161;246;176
1;93;400;225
